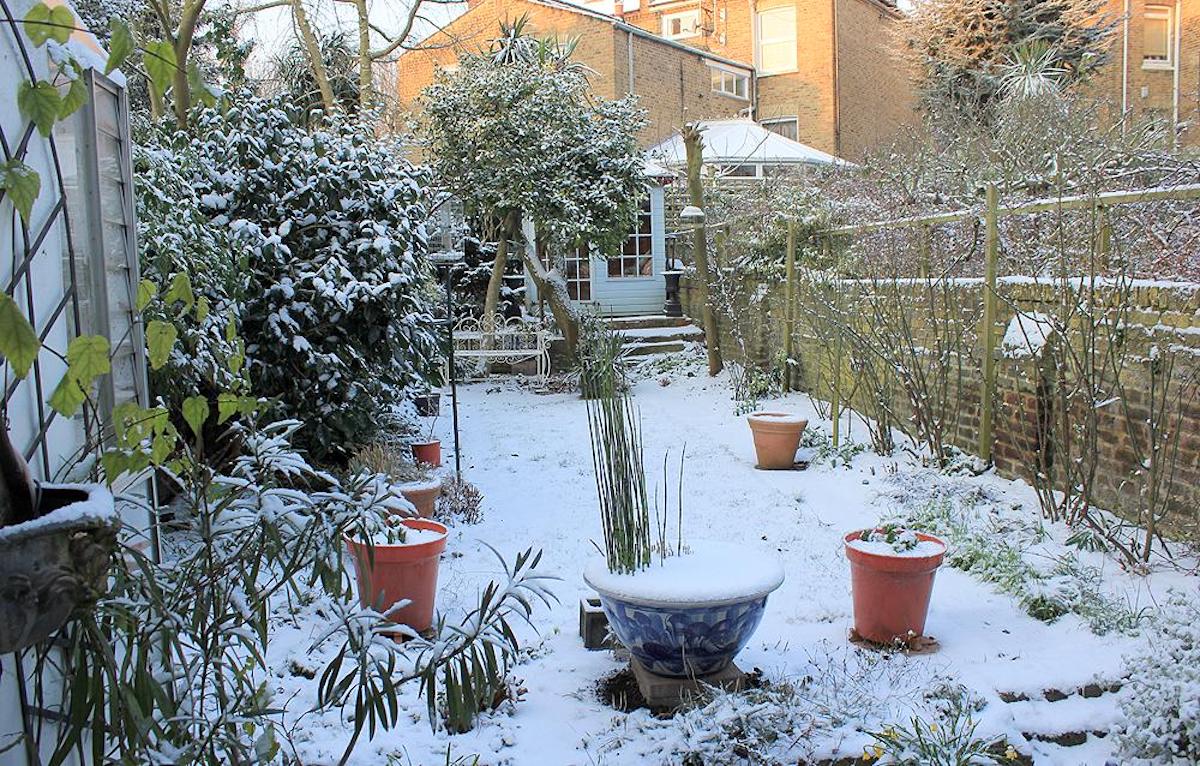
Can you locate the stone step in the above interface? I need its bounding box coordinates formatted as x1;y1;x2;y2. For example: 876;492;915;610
614;325;705;345
605;314;694;331
623;340;690;357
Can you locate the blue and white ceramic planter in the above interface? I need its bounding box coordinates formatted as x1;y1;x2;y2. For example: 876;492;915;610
583;541;784;678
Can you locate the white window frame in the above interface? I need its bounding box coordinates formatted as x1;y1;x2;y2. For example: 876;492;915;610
755;6;797;76
709;65;749;100
661;10;701;41
761;117;799;141
1142;5;1174;70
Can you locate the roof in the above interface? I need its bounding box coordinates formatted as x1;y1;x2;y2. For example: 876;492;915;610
646;120;845;168
535;0;752;71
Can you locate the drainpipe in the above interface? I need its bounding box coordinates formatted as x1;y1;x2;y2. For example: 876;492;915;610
1173;0;1181;147
1121;0;1129;132
831;0;841;155
628;29;635;95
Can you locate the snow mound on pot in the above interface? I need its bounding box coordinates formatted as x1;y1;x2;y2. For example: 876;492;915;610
845;537;946;558
746;412;807;425
584;540;785;606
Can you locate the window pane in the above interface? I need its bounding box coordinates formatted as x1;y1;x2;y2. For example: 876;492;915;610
757;7;797;73
764;119;798;141
1144;9;1170;61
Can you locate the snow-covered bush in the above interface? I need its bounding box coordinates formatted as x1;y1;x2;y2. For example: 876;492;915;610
1117;593;1200;763
145;95;442;460
134;143;250;414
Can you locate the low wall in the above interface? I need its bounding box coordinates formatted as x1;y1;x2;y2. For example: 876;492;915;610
682;275;1200;540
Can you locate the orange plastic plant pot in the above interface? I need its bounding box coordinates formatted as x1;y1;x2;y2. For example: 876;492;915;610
746;412;808;470
399;481;442;519
346;519;448;633
844;531;945;645
411;440;442;468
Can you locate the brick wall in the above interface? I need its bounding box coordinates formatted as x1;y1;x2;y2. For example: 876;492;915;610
681;274;1200;539
395;0;747;146
1088;0;1200;147
612;29;751;145
834;0;918;160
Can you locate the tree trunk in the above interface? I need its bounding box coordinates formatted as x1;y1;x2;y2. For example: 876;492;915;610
682;123;723;376
483;214;515;323
171;0;205;128
351;0;372;109
524;241;579;356
292;0;336;112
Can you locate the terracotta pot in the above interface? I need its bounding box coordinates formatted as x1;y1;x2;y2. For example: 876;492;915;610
411;440;442;468
346;518;448;633
844;531;946;645
746;412;808;469
399;479;442;519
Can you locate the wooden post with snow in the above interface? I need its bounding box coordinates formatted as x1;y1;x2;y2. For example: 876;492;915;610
682;123;723;377
783;220;796;391
978;183;1000;463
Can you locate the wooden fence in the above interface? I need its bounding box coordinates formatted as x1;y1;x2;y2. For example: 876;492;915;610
779;183;1200;461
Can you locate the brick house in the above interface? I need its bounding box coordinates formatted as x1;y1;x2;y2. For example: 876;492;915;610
395;0;918;159
1090;0;1199;146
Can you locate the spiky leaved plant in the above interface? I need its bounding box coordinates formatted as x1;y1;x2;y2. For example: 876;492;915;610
582;323;652;575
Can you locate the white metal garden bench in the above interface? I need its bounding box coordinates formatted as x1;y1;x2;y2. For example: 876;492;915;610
451;314;550;380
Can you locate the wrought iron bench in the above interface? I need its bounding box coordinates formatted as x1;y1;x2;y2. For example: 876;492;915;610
451;314;550;380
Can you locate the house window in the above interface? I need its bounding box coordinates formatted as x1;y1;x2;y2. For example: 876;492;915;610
761;117;799;141
662;10;701;40
710;66;749;99
755;5;797;75
1143;5;1173;68
566;246;592;300
720;164;762;178
609;198;653;278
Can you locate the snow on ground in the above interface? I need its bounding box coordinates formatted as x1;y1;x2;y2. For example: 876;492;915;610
272;351;1197;765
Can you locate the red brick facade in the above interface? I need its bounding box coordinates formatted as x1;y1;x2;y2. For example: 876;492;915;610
394;0;918;158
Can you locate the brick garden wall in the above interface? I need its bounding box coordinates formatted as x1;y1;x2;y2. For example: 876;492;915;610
682;275;1200;539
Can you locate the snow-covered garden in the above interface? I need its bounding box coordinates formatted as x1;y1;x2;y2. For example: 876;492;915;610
2;0;1200;765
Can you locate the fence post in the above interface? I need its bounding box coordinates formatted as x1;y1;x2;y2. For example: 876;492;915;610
978;184;1000;463
826;234;842;448
783;219;796;391
918;224;931;279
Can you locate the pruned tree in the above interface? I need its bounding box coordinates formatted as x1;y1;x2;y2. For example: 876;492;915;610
900;0;1115;122
421;17;647;353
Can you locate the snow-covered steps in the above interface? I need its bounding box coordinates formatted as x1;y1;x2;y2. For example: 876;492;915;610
605;315;704;358
605;314;694;331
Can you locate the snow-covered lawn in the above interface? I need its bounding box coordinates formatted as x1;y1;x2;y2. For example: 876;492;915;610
276;353;1196;765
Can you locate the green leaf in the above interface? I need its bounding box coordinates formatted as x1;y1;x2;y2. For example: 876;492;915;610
66;334;110;383
150;431;175;464
0;292;40;378
194;296;209;324
143;40;177;97
182;396;209;437
1;159;41;224
23;3;73;46
187;63;216;108
145;320;177;370
228;350;244;375
58;76;88;120
100;450;130;485
225;315;237;342
216;393;239;424
105;19;134;75
18;79;61;137
136;279;157;312
164;272;194;310
48;375;85;416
